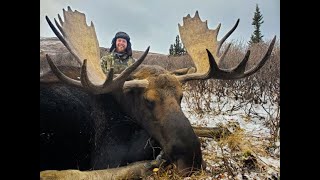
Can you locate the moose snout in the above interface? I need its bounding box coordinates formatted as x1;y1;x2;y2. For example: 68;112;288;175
161;112;203;174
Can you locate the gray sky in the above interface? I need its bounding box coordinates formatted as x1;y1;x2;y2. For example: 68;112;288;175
40;0;279;54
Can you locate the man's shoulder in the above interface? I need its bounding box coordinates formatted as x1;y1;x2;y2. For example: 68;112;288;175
100;49;112;57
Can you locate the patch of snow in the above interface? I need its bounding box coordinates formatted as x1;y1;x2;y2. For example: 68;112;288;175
181;93;280;179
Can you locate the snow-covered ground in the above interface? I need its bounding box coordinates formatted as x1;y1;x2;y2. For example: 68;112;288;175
181;93;280;180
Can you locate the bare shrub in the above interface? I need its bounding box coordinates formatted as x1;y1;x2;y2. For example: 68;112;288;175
183;38;280;144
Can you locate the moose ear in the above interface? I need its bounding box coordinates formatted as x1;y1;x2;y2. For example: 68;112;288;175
123;86;145;94
122;79;149;94
170;67;196;75
187;67;196;74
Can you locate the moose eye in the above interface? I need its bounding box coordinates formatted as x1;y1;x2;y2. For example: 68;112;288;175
179;95;183;103
145;99;155;109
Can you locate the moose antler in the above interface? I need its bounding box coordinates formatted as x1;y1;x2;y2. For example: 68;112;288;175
176;11;276;82
45;6;149;94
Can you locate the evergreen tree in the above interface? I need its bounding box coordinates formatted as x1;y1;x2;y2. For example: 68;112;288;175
169;44;174;56
169;35;186;56
249;4;264;45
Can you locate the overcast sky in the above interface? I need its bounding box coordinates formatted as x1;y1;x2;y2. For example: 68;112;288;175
40;0;279;54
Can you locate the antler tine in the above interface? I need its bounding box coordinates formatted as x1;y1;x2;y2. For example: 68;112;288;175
57;14;64;26
178;36;276;82
45;16;82;65
57;14;66;37
45;54;82;87
241;36;276;77
113;46;150;82
232;50;251;75
103;68;114;85
217;19;240;56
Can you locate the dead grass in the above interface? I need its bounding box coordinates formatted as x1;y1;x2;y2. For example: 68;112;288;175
142;126;275;179
144;165;212;180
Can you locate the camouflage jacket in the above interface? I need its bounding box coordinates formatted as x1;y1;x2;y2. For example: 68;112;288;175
100;51;135;74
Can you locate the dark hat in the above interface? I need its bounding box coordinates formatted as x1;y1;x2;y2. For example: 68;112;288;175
114;31;130;42
109;31;132;56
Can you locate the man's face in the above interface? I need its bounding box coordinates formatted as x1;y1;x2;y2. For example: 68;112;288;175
115;38;127;53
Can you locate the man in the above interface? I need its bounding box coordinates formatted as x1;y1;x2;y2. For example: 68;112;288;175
100;31;136;74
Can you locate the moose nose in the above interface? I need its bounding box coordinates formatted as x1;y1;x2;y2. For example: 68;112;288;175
162;112;203;174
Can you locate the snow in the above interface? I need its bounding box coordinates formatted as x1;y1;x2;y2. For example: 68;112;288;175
181;93;280;179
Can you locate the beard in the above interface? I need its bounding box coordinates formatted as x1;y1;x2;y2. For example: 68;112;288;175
116;45;126;53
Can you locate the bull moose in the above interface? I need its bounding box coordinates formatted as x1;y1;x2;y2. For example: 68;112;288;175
40;6;276;177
